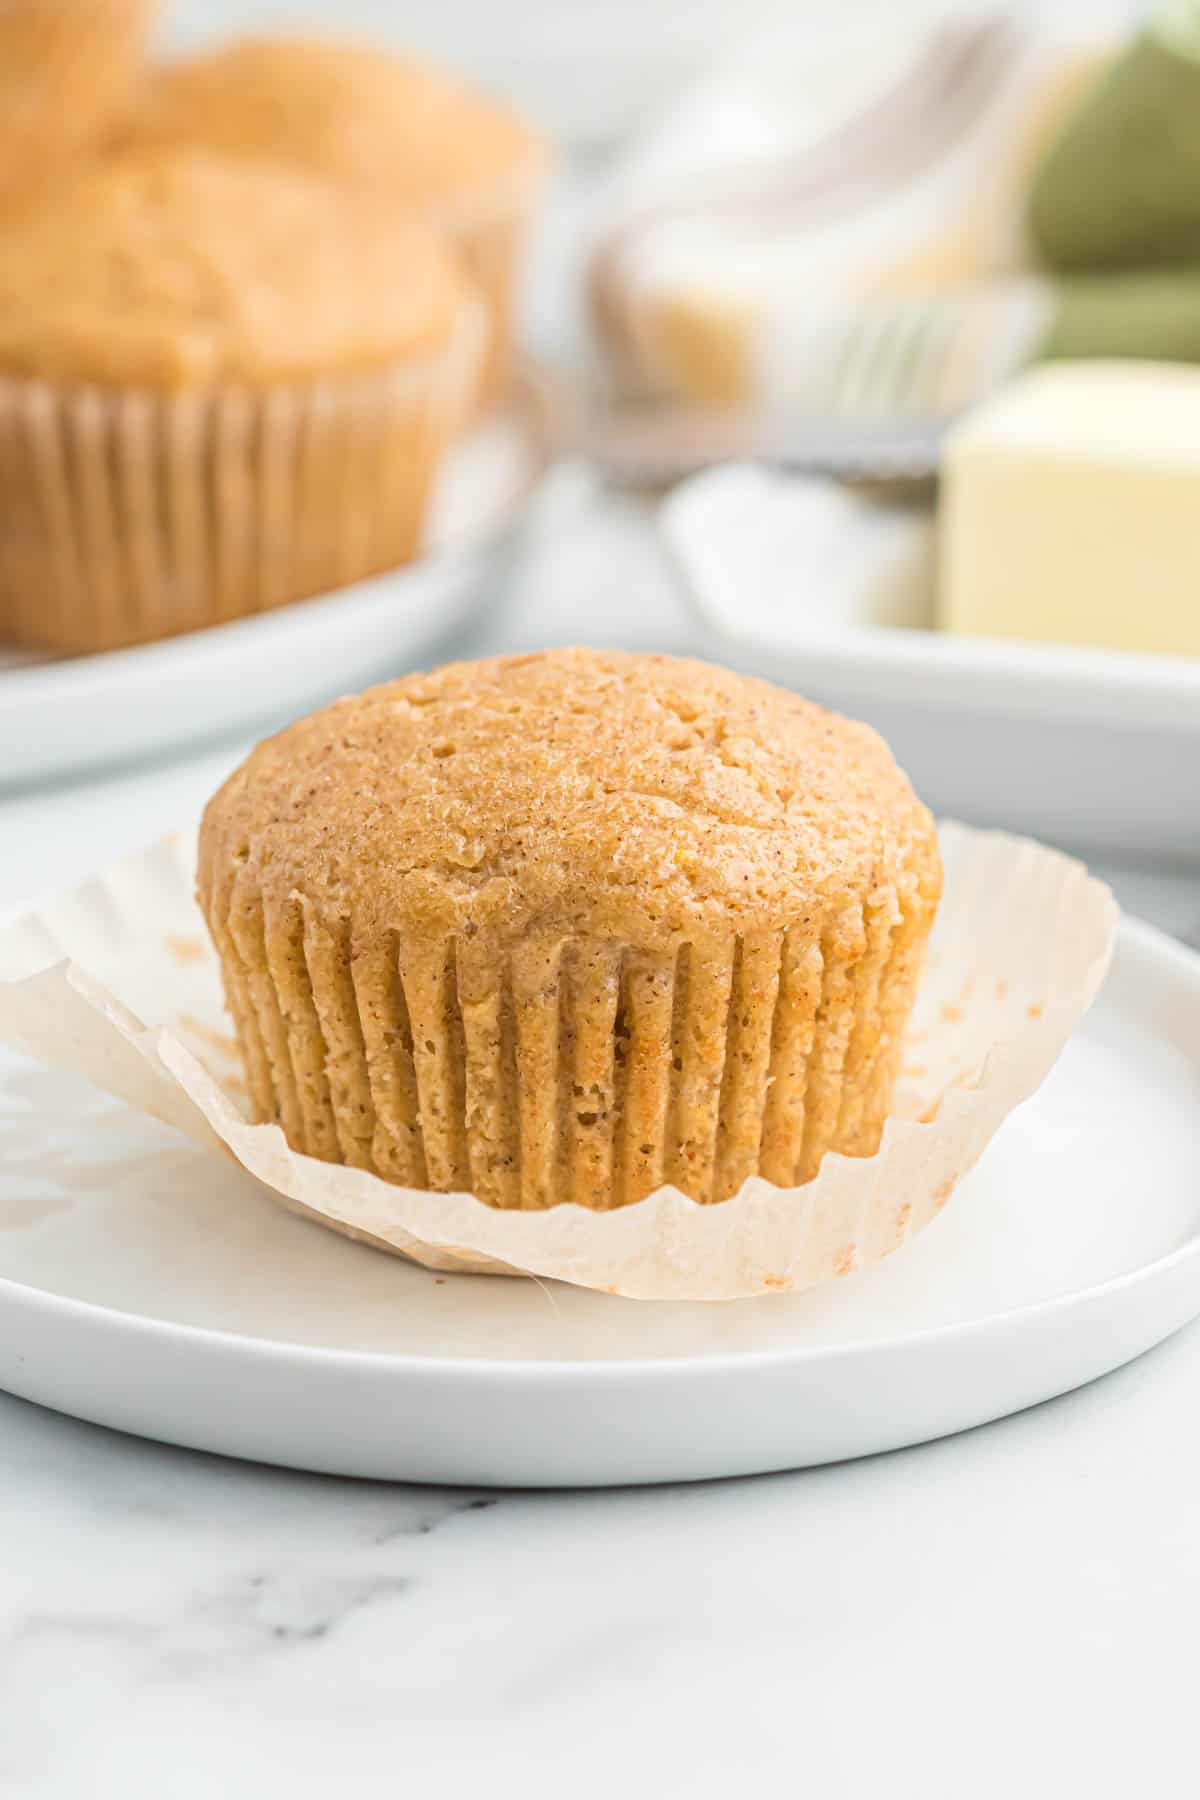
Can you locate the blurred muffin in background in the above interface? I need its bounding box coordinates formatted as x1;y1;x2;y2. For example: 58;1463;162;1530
0;148;480;654
0;0;158;200
116;37;551;411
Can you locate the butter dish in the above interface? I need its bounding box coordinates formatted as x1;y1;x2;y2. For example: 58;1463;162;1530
942;361;1200;657
665;462;1200;861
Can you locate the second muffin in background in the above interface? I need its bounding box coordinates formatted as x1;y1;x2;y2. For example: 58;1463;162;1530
0;0;159;202
198;650;942;1212
0;149;480;653
116;37;551;411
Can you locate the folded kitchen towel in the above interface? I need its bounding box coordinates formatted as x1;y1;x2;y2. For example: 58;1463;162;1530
588;10;1200;422
1029;0;1200;270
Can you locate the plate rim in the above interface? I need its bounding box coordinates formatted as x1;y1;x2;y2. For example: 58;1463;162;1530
663;479;1200;734
0;374;555;715
1;911;1197;1386
0;542;507;707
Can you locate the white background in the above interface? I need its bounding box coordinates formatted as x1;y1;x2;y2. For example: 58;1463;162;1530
162;0;1145;143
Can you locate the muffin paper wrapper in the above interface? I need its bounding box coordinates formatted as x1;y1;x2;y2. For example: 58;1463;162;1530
0;823;1117;1302
0;299;483;654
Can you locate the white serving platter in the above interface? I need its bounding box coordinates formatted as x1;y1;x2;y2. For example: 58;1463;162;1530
0;913;1197;1487
0;404;548;791
663;473;1200;864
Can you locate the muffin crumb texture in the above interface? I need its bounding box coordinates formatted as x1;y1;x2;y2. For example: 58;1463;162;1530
0;0;158;200
117;36;547;216
113;35;548;408
198;651;941;1209
0;148;464;388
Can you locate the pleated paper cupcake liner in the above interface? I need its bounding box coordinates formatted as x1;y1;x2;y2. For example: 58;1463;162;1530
0;298;484;654
199;867;932;1213
0;822;1117;1302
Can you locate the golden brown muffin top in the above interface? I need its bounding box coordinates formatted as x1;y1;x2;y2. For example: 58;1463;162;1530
117;37;548;222
0;147;466;388
200;649;940;953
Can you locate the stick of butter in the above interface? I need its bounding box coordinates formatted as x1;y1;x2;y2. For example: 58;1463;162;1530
940;360;1200;656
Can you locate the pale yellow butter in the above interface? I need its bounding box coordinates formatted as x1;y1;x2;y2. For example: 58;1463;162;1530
940;361;1200;657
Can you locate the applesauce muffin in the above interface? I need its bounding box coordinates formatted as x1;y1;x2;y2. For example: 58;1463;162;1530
198;650;941;1210
0;148;479;653
0;1;158;202
116;37;550;409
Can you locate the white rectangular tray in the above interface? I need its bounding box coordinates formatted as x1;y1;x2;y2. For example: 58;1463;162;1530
666;490;1200;865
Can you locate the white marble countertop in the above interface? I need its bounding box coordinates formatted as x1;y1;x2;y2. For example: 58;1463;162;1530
3;487;1200;1799
3;1337;1199;1799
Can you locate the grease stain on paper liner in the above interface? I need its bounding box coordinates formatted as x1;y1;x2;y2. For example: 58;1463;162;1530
0;824;1117;1302
165;934;208;968
176;1013;240;1063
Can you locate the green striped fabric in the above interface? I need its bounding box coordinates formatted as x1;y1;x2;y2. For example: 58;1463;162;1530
1028;10;1200;270
1153;0;1200;61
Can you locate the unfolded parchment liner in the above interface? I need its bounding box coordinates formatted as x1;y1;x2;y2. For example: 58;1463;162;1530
0;822;1117;1301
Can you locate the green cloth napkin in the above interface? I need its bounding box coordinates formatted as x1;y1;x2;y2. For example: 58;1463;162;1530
1043;266;1200;363
591;8;1200;418
1029;1;1200;270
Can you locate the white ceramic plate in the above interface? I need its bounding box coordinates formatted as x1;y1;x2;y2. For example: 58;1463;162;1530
0;915;1197;1486
663;473;1200;863
0;406;547;791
